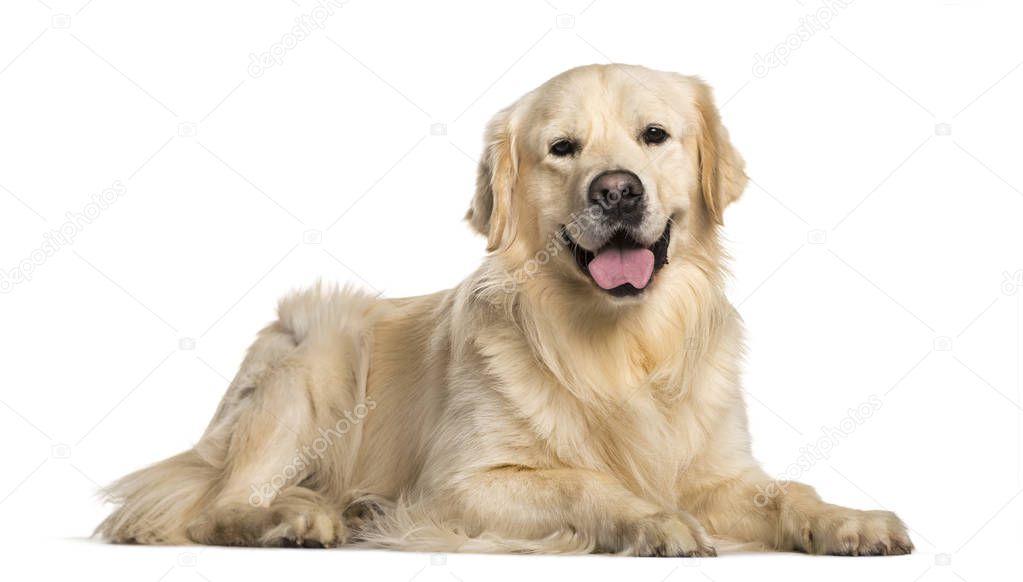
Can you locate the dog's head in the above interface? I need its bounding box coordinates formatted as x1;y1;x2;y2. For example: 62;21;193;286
467;64;746;301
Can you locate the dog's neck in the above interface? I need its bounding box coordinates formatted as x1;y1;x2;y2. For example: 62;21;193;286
467;242;732;407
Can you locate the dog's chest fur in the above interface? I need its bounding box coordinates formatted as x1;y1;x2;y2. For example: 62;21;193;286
475;306;740;502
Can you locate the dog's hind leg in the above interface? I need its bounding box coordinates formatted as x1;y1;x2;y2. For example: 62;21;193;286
185;349;351;546
99;286;382;547
96;320;300;545
187;287;382;547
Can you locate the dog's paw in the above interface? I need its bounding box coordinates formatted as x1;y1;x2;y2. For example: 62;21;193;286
187;502;345;548
259;506;345;548
615;512;717;557
799;508;913;556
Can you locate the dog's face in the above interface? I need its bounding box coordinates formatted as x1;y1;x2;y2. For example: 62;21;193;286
468;65;746;300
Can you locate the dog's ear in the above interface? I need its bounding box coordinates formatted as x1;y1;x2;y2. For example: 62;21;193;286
693;79;747;225
466;106;518;252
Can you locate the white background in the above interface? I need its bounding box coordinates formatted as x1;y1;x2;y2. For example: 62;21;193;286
1;0;1021;580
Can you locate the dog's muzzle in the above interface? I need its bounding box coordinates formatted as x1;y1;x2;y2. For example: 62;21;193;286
560;223;670;298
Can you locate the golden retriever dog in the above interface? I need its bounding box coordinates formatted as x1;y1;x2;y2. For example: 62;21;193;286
98;64;913;556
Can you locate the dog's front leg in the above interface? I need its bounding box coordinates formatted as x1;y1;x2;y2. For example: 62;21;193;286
451;466;716;556
686;469;913;555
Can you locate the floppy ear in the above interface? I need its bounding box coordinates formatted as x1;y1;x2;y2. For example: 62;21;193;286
693;79;747;225
466;106;518;252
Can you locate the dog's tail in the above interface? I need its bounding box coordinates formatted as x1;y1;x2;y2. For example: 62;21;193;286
351;496;594;554
95;448;218;544
351;495;766;555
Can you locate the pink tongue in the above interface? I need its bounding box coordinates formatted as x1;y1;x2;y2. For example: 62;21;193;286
587;247;655;290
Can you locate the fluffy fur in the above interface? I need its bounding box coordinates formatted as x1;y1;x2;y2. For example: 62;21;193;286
98;65;912;556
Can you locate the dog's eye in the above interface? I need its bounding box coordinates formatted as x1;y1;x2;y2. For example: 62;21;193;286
549;139;578;157
641;125;669;145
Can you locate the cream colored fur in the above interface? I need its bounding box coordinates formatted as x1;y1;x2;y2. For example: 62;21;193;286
97;65;912;556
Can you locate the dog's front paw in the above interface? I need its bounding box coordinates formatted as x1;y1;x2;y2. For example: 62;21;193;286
799;508;913;556
614;511;717;557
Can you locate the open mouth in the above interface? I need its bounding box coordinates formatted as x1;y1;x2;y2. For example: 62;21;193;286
560;223;671;297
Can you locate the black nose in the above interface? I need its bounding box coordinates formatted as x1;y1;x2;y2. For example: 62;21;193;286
588;170;644;220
